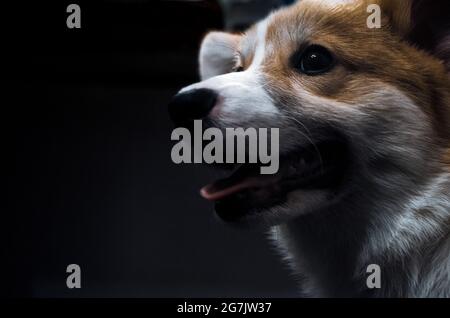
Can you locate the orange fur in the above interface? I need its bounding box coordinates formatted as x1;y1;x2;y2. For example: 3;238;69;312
255;0;450;142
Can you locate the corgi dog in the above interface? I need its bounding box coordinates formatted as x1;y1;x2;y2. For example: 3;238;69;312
168;0;450;297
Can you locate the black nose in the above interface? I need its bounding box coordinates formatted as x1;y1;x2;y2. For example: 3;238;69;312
168;88;218;127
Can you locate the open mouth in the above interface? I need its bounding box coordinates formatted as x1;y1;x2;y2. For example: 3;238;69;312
200;139;349;222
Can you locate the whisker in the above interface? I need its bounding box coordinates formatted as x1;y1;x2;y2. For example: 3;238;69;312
282;114;325;175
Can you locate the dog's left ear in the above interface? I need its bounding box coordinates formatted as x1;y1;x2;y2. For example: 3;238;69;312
198;31;241;80
379;0;450;69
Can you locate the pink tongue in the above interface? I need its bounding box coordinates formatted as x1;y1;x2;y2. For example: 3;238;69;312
200;169;282;201
200;179;258;201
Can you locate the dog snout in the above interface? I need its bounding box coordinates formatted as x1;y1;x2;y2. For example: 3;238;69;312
168;88;218;127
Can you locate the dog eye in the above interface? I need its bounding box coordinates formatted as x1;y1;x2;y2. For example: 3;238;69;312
298;45;334;75
233;66;244;73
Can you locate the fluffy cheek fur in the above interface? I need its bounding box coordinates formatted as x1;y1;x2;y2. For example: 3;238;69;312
251;78;439;225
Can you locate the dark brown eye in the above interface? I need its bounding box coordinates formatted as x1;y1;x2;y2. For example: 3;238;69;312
299;45;334;75
234;66;244;72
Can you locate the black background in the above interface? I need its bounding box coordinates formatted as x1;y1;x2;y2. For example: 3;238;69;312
5;0;296;297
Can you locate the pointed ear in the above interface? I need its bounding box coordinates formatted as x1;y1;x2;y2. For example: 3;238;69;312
378;0;450;69
199;31;241;80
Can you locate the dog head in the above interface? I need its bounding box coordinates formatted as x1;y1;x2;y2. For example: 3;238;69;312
169;0;450;226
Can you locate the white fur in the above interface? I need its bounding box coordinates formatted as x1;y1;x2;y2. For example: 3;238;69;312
249;19;271;70
181;19;280;127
